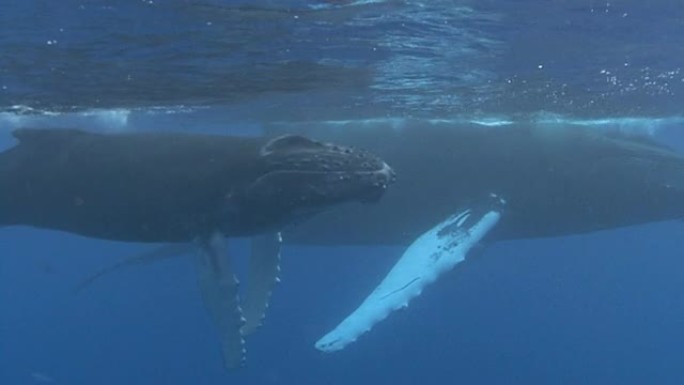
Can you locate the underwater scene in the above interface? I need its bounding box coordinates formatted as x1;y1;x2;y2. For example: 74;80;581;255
2;1;684;384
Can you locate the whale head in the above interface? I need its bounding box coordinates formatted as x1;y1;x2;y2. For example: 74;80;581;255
222;134;395;234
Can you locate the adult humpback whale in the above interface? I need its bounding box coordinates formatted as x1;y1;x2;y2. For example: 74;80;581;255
0;128;395;367
262;121;684;351
76;122;684;355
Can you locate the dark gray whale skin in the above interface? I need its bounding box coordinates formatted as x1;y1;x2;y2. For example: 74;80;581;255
0;128;394;243
267;123;684;246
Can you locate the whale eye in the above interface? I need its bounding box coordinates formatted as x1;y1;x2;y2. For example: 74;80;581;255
260;135;325;156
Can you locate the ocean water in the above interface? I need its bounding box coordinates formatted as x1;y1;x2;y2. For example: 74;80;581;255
2;1;684;384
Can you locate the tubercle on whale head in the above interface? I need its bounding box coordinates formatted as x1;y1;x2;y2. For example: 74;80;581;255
257;134;396;204
221;134;395;234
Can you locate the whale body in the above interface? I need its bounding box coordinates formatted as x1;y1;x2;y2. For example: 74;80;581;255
0;127;395;368
263;122;684;351
62;122;684;355
270;123;684;246
0;128;394;241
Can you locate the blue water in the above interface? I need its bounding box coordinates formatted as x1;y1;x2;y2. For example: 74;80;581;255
2;1;684;384
2;0;684;119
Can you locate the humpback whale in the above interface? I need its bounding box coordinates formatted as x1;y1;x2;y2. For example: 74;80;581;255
276;124;684;245
260;122;684;351
0;128;394;241
0;128;395;367
74;122;684;355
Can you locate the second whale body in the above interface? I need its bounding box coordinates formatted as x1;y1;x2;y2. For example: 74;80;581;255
265;122;684;351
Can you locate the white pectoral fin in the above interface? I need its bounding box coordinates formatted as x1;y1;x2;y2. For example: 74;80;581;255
241;232;282;336
194;232;246;369
316;194;505;352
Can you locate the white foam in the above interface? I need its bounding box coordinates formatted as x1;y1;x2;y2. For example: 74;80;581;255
268;114;682;137
0;106;131;132
2;107;680;140
530;112;684;137
0;105;266;137
309;0;388;10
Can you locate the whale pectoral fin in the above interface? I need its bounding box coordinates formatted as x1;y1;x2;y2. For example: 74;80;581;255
194;232;246;369
241;232;282;336
74;243;195;293
315;194;506;353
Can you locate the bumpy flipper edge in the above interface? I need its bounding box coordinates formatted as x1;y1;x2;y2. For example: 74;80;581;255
74;243;195;294
241;233;282;336
316;194;506;352
194;232;246;369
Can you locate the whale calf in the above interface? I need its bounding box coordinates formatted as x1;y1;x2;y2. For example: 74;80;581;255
0;128;395;367
0;128;394;241
262;122;684;351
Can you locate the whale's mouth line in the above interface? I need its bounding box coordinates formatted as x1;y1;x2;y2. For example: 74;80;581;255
240;160;394;206
258;161;395;185
266;163;393;176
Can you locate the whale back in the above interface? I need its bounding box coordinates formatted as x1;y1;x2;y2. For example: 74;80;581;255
0;129;266;240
